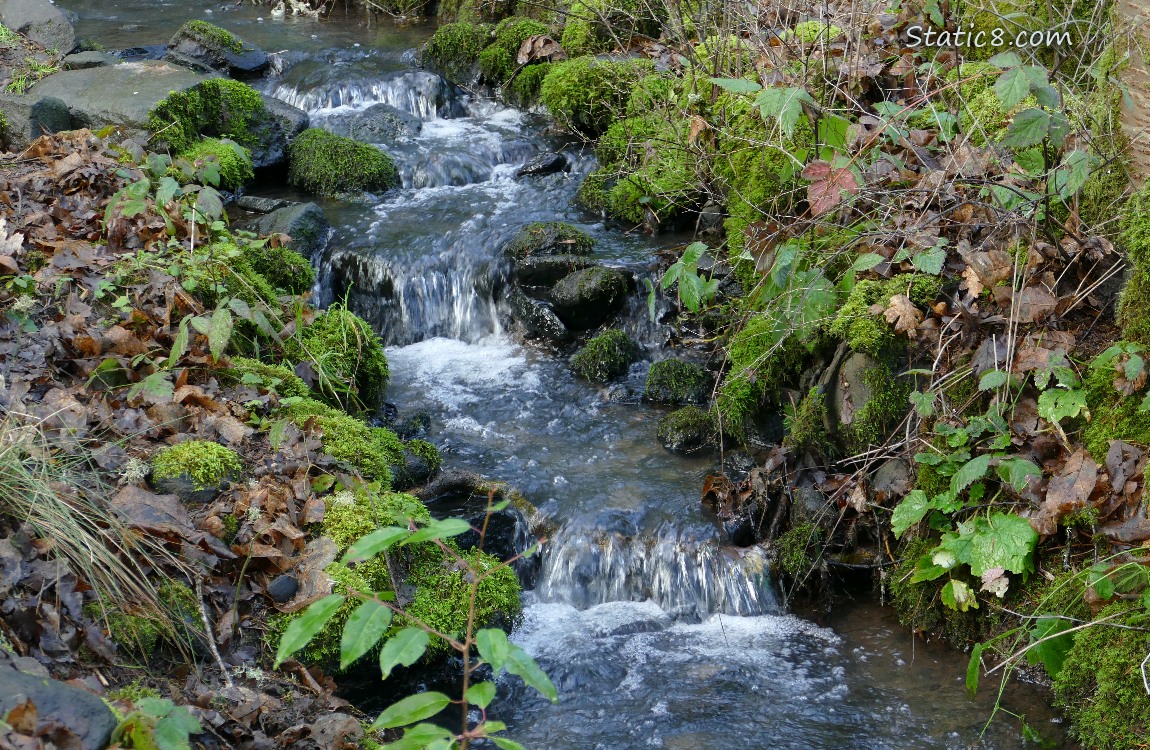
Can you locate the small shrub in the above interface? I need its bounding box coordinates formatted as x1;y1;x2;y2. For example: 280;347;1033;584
287;129;399;196
223;357;311;399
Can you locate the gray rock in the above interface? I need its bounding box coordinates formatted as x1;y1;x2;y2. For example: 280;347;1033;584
549;266;629;331
509;287;571;344
503;221;594;259
828;351;878;431
254;202;330;257
0;665;117;750
656;406;715;454
319;103;420;144
0;0;75;53
111;44;166;62
235;195;291;213
0;92;70;148
266;574;298;603
261;94;309;140
166;21;268;78
62;50;117;70
153;471;233;503
872;458;912;503
789;484;832;528
515;151;567;178
514;253;596;288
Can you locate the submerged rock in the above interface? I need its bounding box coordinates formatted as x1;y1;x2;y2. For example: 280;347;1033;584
503;221;594;259
0;665;117;750
320;103;421;143
516;151;568;177
549;266;629;330
0;0;76;54
254;202;330;258
166;20;268;78
62;51;116;70
643;359;712;405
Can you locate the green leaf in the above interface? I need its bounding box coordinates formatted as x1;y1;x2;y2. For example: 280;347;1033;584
891;490;932;538
401;518;473;546
381;723;454;750
978;370;1008;391
967;512;1038;577
492;739;527;750
380;627;430;679
169;317;190;364
476;628;512;673
912;242;946;275
850;252;884;272
909;550;952;583
155;176;181;206
754;87;815;138
709;77;762;94
274;594;344;667
506;643;559;703
208;306;233;362
371;692;452;730
1025;616;1074;678
342;526;409;564
988;51;1023;69
1052;150;1096;200
950;454;992;498
909;391;935;418
194;187;224;220
994;66;1031;109
966;642;985;699
996;457;1042;492
1037;387;1088;423
941;579;979;612
1001;108;1050;149
153;707;201;750
466;681;497;709
340;600;393;670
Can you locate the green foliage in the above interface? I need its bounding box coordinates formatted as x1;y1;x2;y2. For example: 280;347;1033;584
223;357;310;399
840;363;912;453
90;581;201;659
283;400;404;484
775;522;822;578
785;20;844;43
643;359;710;405
559;0;654;57
180;19;244;52
1082;343;1150;460
179;138;253;190
112;697;201;750
493;16;547;54
287;129;399;196
570;329;639;382
659;242;719;312
716;313;805;433
829;276;939;356
107;681;162;704
238;238;315;295
782;387;827;455
148;78;270;155
151;440;241;490
422;22;491;84
479;45;514;83
293;304;389;411
540;55;654;136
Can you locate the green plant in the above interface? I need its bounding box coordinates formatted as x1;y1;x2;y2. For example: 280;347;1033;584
287;129;400;196
148;78;270;155
151;440;242;490
540;56;654;136
570;329;639;382
112;697;201;750
656;242;719;314
179;138;253;190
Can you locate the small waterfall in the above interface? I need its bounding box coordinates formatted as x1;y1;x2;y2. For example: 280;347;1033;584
537;523;779;620
267;67;457;120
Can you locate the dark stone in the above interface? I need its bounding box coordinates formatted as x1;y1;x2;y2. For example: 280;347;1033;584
111;44;167;62
393;444;439;490
319;103;420;144
62;51;117;70
0;0;76;54
393;411;431;439
254;202;330;257
789;484;832;529
503;221;594;260
656;406;715;454
509;287;571;344
514;253;596;288
0;665;117;750
266;575;298;603
166;23;268;78
515;151;568;178
235;195;291;213
0;93;71;148
548;266;629;331
152;472;230;504
262;94;309;140
872;458;912;503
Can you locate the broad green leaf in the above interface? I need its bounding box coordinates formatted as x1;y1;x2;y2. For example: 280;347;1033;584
1052;150;1096;200
996;457;1041;492
228;297;252;320
153;707;201;750
967;512;1038;577
476;628;511;673
136;698;176;716
342;526;409;564
401;518;473;546
1025;616;1074;678
274;594;344;667
978;370;1008;391
466;681;497;709
1088;565;1115;600
506;644;559;703
371;692;452;730
380;627;430;679
754;87;815;137
1001;108;1050;149
850;252;884;272
941;579;979;612
1037;388;1088;423
909;391;935;418
950;454;992;498
682;241;707;265
1126;353;1146;381
381;723;454;750
155;176;181;206
340;600;393;670
994;66;1031;109
492;739;527;750
891;490;932;538
966;642;986;699
709;77;762;94
912;242;946;275
988;51;1023;69
909;550;951;583
194;186;224;220
208;306;233;362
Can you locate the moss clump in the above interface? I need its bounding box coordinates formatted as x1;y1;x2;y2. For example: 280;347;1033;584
1119;182;1150;267
785;20;844;43
504;221;594;258
716;314;805;434
223;356;311;399
559;0;653;57
840;362;912;454
1054;601;1150;748
656;405;716;453
284;400;404;485
644;359;711;405
151;440;241;490
479;45;514;83
287;129;399;197
91;581;201;658
399;438;442;485
180;20;244;53
294;305;389;410
107;680;161;704
508;62;551;108
888;538;988;648
829;275;938;356
775;522;822;578
239;239;315;295
180;138;253;190
147;78;270;155
570;329;639;382
1082;354;1150;460
493;16;548;54
407;548;522;649
944;62;1035;146
783;387;828;455
540;55;654;136
422;22;492;84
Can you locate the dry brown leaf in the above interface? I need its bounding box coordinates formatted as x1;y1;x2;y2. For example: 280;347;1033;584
882;294;923;336
1031;450;1098;536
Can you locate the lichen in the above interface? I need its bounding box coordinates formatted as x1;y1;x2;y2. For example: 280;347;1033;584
540;55;654;136
148;78;270;155
293;304;389;411
287;129;399;197
151;440;241;490
223;356;311;400
570;328;639;382
643;359;711;405
179;137;253;190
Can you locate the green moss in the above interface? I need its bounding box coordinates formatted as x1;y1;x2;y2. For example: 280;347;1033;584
493;16;548;53
294;305;389;411
283;400;404;484
148;78;270;155
1082;354;1150;460
180;20;244;53
829;275;937;357
540;55;654;136
656;405;716;452
888;538;988;648
508;62;551;108
404;439;442;477
783;387;827;455
423;22;492;84
1055;601;1150;749
287;129;399;197
479;45;514;83
223;356;311;399
1119;182;1150;268
785;20;844;43
643;359;710;405
570;328;639;382
504;221;594;258
179;137;253;190
840;363;911;453
239;239;315;295
406;548;522;651
152;440;241;490
775;522;822;578
107;680;161;704
558;0;653;57
436;0;513;23
90;581;201;659
716;313;805;433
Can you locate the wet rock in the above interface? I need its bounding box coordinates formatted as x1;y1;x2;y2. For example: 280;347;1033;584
872;458;912;503
266;574;298;603
393;443;440;489
62;51;116;70
509;287;571;343
235;195;292;213
515;151;568;177
392;410;431;439
0;665;117;750
789;484;832;529
514;253;596;288
166;21;268;78
657;406;715;454
643;359;711;405
0;0;76;54
262;95;310;141
828;351;878;427
111;45;167;62
503;221;594;259
254;202;330;257
549;266;629;330
320;103;421;143
0;93;71;148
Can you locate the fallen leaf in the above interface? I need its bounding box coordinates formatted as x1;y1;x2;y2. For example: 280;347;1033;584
1030;450;1098;535
882;294;923;336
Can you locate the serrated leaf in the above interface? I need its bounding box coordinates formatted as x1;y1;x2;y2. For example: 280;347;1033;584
912;243;946;275
988;51;1023;69
994;66;1031;109
978;370;1008;391
1001;108;1050;149
941;579;979;612
274;594;344;667
967;512;1038;577
909;391;935;418
466;681;497;709
755;87;815;137
208;306;233;362
709;77;762;94
891;490;932;538
380;627;429;679
996;457;1041;492
850;252;884;272
950;454;992;498
371;692;452;730
401;518;473;546
155;176;181;206
169;316;190;364
1037;388;1088;423
1024;616;1073;678
340;600;393;670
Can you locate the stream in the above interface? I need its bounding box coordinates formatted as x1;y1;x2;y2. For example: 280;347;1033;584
63;3;1072;747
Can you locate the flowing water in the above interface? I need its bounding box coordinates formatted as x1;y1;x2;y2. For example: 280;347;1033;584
63;4;1072;746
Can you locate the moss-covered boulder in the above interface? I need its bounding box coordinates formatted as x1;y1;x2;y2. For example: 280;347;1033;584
507;61;551;108
238;231;316;294
644;359;711;405
422;22;492;86
657;405;715;453
515;254;596;288
294;305;389;411
166;20;268;78
559;0;655;57
287;128;399;196
504;221;594;259
715;313;805;433
549;266;629;331
539;55;654;136
284;399;405;486
437;0;514;24
478;17;549;84
570;328;639;382
827;353;911;454
223;357;311;400
395;438;442;488
180;137;253;190
151;440;242;502
253;202;330;260
86;581;200;660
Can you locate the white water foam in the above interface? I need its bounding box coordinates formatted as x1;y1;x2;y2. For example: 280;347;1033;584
386;336;542;412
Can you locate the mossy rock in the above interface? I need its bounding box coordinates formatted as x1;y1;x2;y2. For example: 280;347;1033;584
657;405;716;453
283;399;404;485
151;440;242;502
148;78;283;167
539;55;654;136
253;202;330;259
294;305;389;411
437;0;514;24
179;137;253;190
422;22;492;85
829;353;911;454
782;387;828;456
394;438;443;489
774;522;823;578
504;221;594;259
507;62;551;108
287;128;399;197
478;17;548;84
829;275;940;357
558;0;656;57
715;313;806;434
167;20;268;78
643;359;711;404
88;581;202;660
222;357;311;400
570;328;639;382
238;234;315;294
548;266;629;331
478;45;514;83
